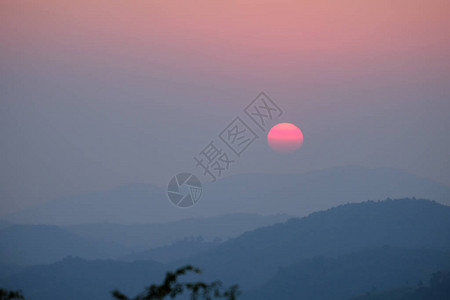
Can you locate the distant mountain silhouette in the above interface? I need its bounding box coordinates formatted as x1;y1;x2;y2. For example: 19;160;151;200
119;237;220;263
182;199;450;290
0;214;288;265
3;184;166;225
0;225;125;265
203;166;450;217
244;247;450;300
0;220;11;230
3;166;449;225
64;213;289;251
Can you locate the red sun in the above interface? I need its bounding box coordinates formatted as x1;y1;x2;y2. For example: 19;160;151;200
267;123;304;153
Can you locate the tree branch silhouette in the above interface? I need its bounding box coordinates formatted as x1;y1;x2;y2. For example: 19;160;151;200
111;265;240;300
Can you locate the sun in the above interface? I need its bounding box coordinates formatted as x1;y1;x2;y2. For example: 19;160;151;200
267;123;303;153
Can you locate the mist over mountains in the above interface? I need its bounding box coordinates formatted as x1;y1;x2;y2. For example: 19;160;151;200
1;166;449;299
0;225;108;265
1;198;449;300
2;166;449;225
2;1;449;299
0;214;289;266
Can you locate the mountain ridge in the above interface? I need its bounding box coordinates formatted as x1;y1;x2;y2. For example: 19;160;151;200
1;198;450;300
3;166;449;225
181;198;450;290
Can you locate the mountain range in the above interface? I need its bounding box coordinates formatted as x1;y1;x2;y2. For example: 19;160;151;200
0;214;289;265
182;198;450;290
2;166;449;225
1;198;449;300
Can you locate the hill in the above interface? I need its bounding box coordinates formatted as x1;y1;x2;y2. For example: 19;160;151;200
1;198;449;300
0;214;289;265
183;199;450;289
244;247;450;300
349;271;450;300
64;213;289;251
0;263;23;280
0;257;166;300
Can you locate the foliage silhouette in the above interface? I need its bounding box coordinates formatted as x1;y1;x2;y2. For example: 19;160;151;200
111;265;240;300
0;289;25;300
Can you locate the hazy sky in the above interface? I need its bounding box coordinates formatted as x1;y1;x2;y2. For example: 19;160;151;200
1;0;449;214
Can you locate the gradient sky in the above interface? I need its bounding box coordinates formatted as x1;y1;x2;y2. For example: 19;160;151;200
1;0;449;214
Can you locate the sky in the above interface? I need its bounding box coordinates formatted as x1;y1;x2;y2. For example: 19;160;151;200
1;0;450;214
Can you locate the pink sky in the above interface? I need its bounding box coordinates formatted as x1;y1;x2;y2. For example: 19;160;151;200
2;0;449;84
1;0;449;214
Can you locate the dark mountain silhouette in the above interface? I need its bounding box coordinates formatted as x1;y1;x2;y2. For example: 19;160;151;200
244;247;450;300
0;263;23;280
0;257;166;300
349;271;450;300
182;199;450;290
3;167;449;225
